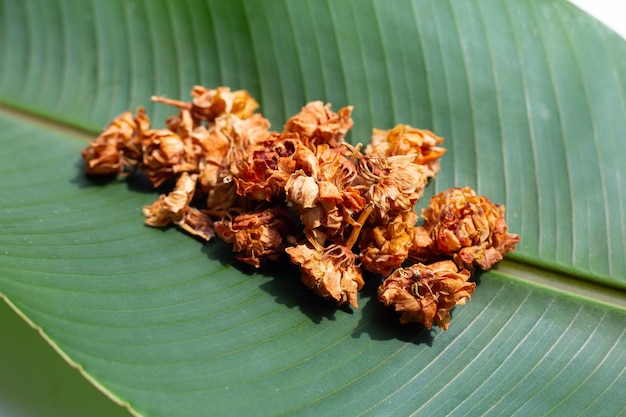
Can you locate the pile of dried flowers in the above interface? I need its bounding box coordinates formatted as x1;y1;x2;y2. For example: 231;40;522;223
82;86;520;330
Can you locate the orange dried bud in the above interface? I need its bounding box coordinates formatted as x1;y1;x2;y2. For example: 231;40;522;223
81;107;149;175
140;129;193;187
196;114;271;193
151;86;259;121
191;86;259;120
412;187;521;270
366;124;446;177
230;133;299;202
285;243;364;307
213;206;296;268
359;211;418;276
142;173;214;241
362;155;429;219
284;101;353;148
378;260;475;330
285;145;366;247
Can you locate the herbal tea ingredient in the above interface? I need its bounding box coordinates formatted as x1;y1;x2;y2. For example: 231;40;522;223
81;85;520;330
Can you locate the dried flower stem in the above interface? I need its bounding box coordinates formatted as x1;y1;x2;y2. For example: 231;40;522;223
150;95;193;111
345;203;373;249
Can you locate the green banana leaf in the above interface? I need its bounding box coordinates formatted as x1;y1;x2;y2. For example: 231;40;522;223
1;0;625;416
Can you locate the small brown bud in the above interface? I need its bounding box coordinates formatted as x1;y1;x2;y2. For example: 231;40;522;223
142;173;214;241
286;243;364;308
378;261;474;330
214;206;296;268
411;187;521;270
365;124;446;177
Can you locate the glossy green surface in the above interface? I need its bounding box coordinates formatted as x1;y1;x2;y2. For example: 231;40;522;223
1;1;625;416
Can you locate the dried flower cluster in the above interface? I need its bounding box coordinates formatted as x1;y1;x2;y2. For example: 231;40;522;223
82;85;520;330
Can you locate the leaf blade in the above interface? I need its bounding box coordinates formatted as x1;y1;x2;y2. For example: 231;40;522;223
1;0;626;416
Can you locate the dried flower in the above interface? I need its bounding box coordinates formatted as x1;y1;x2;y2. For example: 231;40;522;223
81;107;149;175
411;187;520;270
360;155;429;219
285;144;367;248
213;206;297;268
365;124;446;177
82;85;521;332
140;129;191;187
359;211;418;276
230;132;299;202
284;101;354;149
378;260;474;330
151;86;259;121
142;172;214;241
286;243;363;307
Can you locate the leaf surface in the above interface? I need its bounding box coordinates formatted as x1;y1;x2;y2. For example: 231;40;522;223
1;1;625;416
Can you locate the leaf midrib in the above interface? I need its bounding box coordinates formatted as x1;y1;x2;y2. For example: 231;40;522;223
3;103;624;311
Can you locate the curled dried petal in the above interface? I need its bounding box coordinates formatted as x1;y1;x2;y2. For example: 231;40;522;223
285;167;367;246
196;114;271;193
213;206;297;268
359;211;418;276
141;129;191;187
285;243;363;307
363;155;429;219
285;173;320;210
151;86;259;121
366;124;446;177
412;187;521;270
378;260;474;330
81;107;149;175
191;86;259;120
284;101;353;148
230;133;299;202
142;173;214;241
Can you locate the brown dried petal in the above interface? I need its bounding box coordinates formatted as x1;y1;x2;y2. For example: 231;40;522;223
412;187;521;270
285;243;364;307
81;107;149;175
230;133;299;202
140;129;191;187
284;102;354;148
378;260;474;330
359;211;418;276
213;206;296;268
364;155;429;219
191;86;259;120
152;86;259;122
285;173;320;210
285;169;366;245
366;124;446;177
142;173;214;241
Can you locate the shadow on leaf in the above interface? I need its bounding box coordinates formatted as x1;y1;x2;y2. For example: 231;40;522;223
201;243;341;323
71;158;171;194
352;273;435;346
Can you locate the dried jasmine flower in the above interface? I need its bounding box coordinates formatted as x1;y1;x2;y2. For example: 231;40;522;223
285;243;364;308
81;85;520;333
230;132;299;202
81;107;149;176
152;85;259;121
378;260;475;330
358;154;429;220
359;211;418;276
283;101;354;149
214;206;297;268
140;129;195;187
411;187;521;271
365;124;446;177
142;172;214;241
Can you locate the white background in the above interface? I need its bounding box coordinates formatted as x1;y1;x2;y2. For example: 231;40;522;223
569;0;626;39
